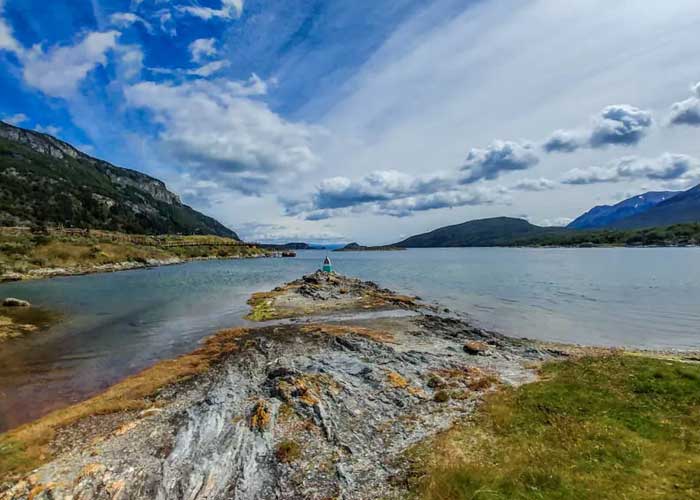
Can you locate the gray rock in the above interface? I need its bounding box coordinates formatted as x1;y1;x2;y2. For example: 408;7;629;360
2;297;31;307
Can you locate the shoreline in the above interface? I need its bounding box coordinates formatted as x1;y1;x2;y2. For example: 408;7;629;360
1;272;698;499
0;227;279;284
0;252;278;284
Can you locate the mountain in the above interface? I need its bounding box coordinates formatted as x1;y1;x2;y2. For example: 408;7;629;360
609;184;700;229
393;217;567;247
568;191;680;229
0;121;237;238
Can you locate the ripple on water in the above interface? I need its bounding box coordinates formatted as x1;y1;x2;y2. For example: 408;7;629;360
1;247;699;430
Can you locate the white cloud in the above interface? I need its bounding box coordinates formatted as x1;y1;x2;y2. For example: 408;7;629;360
109;12;153;33
562;154;700;185
460;140;539;183
668;81;700;127
543;105;653;152
189;38;217;63
539;217;573;227
283;169;508;218
34;124;61;136
22;31;121;98
178;0;243;21
124;76;320;194
2;113;28;125
155;9;177;36
511;178;555;191
236;222;343;244
188;59;229;77
0;0;21;55
116;45;144;80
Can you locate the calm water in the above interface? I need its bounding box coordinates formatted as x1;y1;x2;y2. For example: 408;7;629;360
1;248;699;430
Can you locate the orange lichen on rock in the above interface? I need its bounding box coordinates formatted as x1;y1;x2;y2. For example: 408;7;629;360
250;400;271;432
431;366;500;394
463;341;489;355
80;463;107;477
387;371;410;389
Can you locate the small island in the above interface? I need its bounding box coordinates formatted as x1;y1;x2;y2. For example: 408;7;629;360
333;242;406;252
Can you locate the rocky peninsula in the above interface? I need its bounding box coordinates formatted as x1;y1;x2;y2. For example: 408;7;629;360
0;271;555;499
2;272;698;499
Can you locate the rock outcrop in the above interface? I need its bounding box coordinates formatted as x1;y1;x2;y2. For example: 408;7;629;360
2;298;30;308
0;274;556;499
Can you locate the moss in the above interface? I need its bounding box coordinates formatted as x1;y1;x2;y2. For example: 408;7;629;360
245;293;277;321
275;440;302;463
408;354;700;500
0;327;248;478
433;390;451;403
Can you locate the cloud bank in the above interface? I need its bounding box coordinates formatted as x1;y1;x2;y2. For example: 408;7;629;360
544;105;653;153
283;169;508;219
562;153;700;185
124;75;320;195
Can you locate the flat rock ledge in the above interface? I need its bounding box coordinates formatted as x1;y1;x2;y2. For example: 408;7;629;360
0;273;558;500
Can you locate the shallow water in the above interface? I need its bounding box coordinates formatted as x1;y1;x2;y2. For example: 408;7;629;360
1;248;699;430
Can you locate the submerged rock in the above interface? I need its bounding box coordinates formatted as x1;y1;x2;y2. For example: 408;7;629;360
2;298;30;308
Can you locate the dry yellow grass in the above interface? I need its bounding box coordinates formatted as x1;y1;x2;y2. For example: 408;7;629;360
0;228;266;279
0;327;249;478
300;324;395;343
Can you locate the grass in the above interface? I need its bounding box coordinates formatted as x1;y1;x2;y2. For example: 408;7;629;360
409;354;700;500
0;327;248;478
0;228;268;278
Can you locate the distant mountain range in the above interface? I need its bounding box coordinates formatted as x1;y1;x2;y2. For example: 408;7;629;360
390;216;700;248
0;121;238;238
567;191;680;229
567;184;700;230
606;184;700;229
392;217;566;247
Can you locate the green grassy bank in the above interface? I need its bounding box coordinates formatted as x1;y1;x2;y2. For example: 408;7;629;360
409;355;700;499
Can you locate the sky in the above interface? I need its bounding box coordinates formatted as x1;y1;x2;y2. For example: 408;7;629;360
1;0;700;244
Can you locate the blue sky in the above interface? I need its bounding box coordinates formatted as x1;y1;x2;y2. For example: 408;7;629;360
1;0;700;243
